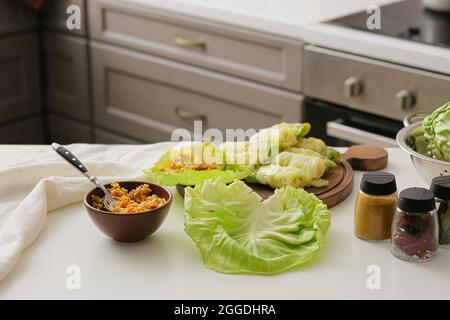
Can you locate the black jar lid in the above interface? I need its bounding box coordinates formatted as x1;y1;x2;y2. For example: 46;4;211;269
397;187;436;214
360;172;397;196
430;176;450;201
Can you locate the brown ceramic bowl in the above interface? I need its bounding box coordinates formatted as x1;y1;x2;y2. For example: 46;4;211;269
84;181;172;242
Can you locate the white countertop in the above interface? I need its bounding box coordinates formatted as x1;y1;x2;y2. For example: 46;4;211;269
119;0;450;75
1;145;449;300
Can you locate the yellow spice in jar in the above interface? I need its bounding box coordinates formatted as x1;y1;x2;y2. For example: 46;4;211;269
354;172;398;242
354;192;397;241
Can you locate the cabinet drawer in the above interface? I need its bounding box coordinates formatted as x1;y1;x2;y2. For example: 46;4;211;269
91;42;302;142
48;114;91;144
0;116;43;144
305;46;450;121
89;0;302;92
44;32;90;121
0;0;37;36
95;128;142;144
0;33;41;124
43;0;87;36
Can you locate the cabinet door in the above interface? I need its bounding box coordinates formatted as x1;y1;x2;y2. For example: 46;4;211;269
0;0;37;36
43;0;87;36
44;32;90;121
47;114;92;144
89;0;302;92
0;33;41;125
91;42;302;143
0;116;44;144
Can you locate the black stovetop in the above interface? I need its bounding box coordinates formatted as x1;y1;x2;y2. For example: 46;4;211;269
328;0;450;49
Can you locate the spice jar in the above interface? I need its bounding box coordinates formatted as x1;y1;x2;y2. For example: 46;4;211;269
391;188;438;262
354;172;397;242
430;176;450;248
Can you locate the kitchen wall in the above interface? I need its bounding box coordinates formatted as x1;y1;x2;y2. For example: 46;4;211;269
0;0;42;143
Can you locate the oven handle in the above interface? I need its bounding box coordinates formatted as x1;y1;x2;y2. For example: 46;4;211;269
326;120;398;148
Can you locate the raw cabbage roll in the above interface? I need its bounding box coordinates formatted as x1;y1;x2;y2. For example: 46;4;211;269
294;137;341;164
286;147;338;172
251;164;328;189
249;122;311;152
271;152;327;179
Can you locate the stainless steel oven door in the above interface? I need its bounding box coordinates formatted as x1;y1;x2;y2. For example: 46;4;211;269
326;119;398;147
303;98;403;147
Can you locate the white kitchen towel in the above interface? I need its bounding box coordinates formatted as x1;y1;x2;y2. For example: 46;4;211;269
0;142;176;282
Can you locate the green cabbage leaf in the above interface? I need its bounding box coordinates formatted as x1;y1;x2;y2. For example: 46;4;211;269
423;101;450;161
184;179;331;274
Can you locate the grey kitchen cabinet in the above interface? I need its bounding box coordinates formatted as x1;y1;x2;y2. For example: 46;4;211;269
0;33;41;125
91;41;303;143
47;114;91;144
0;116;44;144
43;0;87;36
43;32;90;121
89;0;303;92
0;0;37;36
95;128;142;144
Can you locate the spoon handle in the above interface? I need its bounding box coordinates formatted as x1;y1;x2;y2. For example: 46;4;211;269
52;143;88;174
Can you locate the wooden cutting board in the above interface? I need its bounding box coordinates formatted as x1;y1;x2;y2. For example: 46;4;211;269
248;160;353;208
176;144;388;208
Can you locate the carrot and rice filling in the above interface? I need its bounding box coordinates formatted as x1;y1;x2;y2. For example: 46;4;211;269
92;182;167;213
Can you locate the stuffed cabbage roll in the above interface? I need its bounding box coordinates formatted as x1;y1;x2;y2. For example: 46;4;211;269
286;147;337;172
249;122;311;151
250;164;328;189
294;137;341;164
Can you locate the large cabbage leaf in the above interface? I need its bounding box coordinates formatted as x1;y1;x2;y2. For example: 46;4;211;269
184;179;331;274
423;101;450;161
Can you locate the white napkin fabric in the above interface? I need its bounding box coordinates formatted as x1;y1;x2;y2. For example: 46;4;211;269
0;142;176;282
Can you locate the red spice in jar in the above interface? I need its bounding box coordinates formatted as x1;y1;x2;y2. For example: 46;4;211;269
391;188;438;262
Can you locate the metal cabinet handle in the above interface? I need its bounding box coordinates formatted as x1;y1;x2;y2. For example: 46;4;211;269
395;89;416;111
326;120;398;148
174;107;206;121
344;76;363;98
174;36;206;50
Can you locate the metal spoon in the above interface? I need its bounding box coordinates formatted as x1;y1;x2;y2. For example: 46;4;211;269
51;143;116;210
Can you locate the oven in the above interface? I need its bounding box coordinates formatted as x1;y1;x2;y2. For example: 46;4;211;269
303;98;402;147
303;45;450;148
